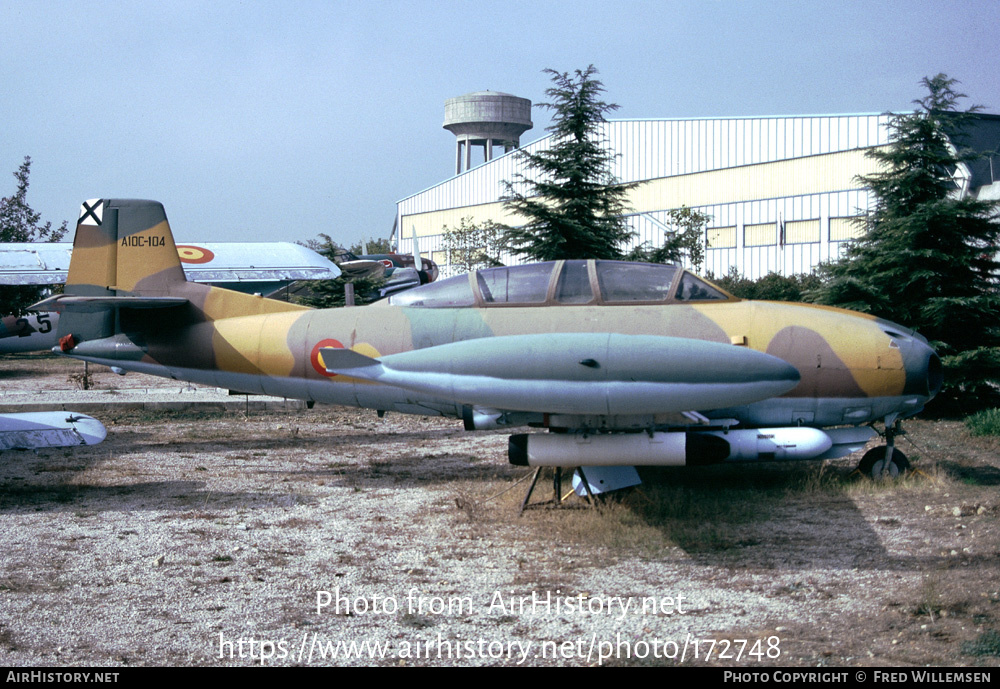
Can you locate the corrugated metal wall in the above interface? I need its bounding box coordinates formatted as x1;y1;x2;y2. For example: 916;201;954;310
398;114;891;279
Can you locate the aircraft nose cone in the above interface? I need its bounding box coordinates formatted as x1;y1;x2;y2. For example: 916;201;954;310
901;338;943;399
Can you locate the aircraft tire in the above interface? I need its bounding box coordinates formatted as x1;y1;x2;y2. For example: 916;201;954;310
858;446;910;479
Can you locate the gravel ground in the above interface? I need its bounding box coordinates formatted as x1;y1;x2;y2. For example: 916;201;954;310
0;354;997;667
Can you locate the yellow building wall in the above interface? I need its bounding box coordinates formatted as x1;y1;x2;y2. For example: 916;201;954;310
401;148;883;240
625;148;879;212
401;203;513;240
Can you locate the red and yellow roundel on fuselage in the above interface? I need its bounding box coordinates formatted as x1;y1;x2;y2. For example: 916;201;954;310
311;338;344;377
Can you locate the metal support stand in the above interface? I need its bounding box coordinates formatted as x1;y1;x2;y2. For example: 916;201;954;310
519;466;565;514
518;466;598;515
518;468;545;515
575;466;598;507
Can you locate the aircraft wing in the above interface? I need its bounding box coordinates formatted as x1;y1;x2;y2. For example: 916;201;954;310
0;412;106;450
0;243;72;285
174;242;341;283
337;259;388;280
0;242;341;285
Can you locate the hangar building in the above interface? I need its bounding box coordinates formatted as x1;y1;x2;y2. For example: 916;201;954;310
395;111;1000;279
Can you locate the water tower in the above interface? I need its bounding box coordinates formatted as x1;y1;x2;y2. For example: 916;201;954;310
444;91;533;174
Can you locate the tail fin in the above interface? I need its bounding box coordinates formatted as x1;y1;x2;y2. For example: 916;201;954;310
67;198;187;297
47;199;187;344
43;198;308;349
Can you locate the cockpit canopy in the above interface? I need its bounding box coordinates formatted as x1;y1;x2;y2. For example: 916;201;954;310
386;260;734;308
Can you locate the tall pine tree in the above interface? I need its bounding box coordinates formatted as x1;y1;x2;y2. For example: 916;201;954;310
501;66;636;261
812;75;1000;410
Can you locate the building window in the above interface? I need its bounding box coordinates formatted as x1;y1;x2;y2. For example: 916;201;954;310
784;219;820;244
745;223;776;247
707;226;736;249
830;217;865;241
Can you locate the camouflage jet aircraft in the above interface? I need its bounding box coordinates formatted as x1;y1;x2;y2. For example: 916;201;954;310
33;199;942;485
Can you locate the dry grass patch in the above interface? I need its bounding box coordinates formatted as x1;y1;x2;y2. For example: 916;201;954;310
444;457;954;564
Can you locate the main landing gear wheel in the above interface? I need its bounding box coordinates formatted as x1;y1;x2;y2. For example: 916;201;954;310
857;446;910;479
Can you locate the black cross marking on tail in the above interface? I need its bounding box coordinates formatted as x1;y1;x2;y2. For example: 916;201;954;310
80;199;103;226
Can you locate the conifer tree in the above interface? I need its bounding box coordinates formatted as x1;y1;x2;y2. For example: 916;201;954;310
501;66;636;260
812;75;1000;409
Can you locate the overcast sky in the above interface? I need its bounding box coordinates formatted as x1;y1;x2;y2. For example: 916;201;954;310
3;0;998;247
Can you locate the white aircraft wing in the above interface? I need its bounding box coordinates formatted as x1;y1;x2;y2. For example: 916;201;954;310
0;412;106;450
0;242;341;285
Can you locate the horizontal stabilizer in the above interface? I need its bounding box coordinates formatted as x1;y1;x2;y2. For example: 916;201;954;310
29;295;188;313
319;347;383;371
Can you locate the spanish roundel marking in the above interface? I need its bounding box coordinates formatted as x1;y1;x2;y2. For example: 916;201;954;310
311;339;344;377
176;245;215;264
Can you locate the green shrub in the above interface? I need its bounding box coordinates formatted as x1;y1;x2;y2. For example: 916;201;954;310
965;408;1000;436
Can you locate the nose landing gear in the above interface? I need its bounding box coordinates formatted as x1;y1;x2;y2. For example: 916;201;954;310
857;414;911;479
858;445;911;478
